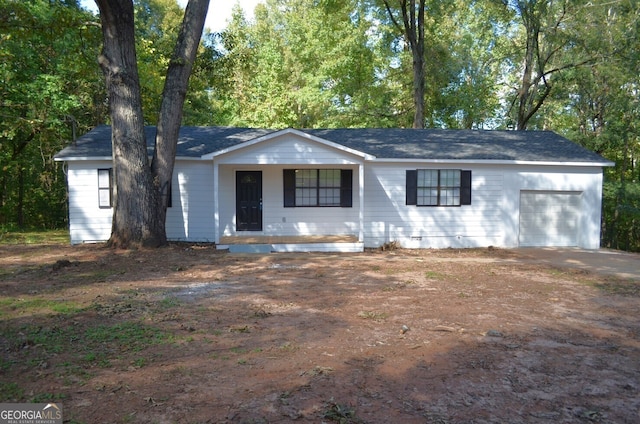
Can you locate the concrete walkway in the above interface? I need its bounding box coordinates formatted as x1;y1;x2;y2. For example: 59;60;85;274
515;248;640;280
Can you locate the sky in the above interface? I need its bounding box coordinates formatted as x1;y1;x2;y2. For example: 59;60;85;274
79;0;264;33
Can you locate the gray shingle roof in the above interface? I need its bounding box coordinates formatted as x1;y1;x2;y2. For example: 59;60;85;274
55;125;611;164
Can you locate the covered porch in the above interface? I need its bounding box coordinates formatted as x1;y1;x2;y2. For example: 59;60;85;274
208;129;370;253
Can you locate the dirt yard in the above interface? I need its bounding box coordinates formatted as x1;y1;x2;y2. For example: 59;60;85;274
1;243;639;423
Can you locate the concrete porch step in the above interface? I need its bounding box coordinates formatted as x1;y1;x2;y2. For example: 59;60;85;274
225;244;272;253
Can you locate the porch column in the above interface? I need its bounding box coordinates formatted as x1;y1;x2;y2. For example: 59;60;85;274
359;163;365;243
213;161;220;244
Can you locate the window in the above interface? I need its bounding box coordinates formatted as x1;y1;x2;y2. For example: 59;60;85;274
406;169;471;206
98;168;112;208
283;169;353;207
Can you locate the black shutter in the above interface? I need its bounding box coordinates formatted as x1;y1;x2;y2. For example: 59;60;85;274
406;170;417;205
461;170;472;205
283;169;295;207
340;169;353;207
166;181;172;208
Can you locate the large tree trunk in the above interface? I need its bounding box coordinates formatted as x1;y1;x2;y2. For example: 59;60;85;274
97;0;158;248
516;6;537;130
407;0;425;129
151;0;209;232
96;0;208;248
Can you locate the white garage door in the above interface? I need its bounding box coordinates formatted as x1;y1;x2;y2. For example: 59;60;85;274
519;191;582;247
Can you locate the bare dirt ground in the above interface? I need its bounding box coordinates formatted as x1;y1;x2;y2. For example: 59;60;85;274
1;243;639;423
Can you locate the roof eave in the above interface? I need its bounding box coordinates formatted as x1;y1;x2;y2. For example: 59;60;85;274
370;158;615;167
54;156;112;162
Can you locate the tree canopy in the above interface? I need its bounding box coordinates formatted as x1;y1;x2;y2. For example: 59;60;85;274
1;0;638;250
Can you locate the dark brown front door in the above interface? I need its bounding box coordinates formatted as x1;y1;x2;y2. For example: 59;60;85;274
236;171;262;231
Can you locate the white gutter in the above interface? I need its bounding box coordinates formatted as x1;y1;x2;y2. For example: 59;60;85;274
369;158;615;167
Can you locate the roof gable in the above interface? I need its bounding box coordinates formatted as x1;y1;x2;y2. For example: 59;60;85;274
203;128;373;161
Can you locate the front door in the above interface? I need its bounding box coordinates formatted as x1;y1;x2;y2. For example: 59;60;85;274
236;171;263;231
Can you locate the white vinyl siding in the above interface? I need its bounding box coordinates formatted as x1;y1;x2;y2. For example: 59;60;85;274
165;161;216;242
365;164;604;249
365;164;505;248
66;161;115;243
519;191;581;247
217;133;362;166
67;161;217;244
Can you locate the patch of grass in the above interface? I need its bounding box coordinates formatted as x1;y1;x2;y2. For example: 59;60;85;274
132;357;147;368
357;310;387;321
159;297;181;309
4;325;71;354
77;270;121;283
0;382;24;401
279;342;298;352
83;352;111;368
0;229;69;245
2;319;173;370
84;322;172;352
383;280;417;291
308;366;333;376
546;267;567;276
60;366;93;384
322;399;364;423
425;270;446;280
591;280;640;297
30;392;67;403
0;357;13;372
0;298;84;318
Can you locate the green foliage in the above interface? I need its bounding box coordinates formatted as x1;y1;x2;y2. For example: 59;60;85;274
134;0;184;123
213;0;414;128
602;182;640;252
0;0;104;229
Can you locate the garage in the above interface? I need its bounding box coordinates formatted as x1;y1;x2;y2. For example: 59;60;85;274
519;191;582;247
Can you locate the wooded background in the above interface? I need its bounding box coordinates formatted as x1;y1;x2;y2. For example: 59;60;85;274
1;0;638;250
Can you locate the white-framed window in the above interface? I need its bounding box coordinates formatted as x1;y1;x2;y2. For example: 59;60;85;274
98;168;112;208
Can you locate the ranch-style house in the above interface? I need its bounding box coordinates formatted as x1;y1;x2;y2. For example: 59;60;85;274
55;126;613;252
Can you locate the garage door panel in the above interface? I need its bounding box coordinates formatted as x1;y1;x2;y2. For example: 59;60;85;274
519;191;581;247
